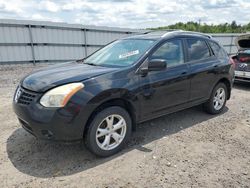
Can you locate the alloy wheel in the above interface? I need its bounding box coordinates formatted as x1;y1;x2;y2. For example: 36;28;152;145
213;87;226;110
96;114;127;150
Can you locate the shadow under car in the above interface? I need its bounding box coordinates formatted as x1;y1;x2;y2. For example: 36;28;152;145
7;105;228;178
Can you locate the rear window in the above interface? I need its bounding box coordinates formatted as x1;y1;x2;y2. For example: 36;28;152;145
187;39;210;61
208;41;227;59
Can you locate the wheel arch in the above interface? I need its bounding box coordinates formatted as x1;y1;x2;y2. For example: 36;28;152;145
83;98;137;137
214;77;232;100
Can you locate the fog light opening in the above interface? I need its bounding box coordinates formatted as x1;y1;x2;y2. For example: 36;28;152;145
41;130;54;139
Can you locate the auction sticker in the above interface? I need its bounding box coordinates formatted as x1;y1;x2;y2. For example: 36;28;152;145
119;50;139;59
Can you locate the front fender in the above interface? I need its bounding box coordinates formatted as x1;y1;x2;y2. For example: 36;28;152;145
87;88;137;105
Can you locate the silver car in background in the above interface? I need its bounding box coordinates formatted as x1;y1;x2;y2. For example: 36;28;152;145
232;34;250;82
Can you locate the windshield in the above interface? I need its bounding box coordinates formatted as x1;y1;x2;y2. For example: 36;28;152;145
84;39;156;67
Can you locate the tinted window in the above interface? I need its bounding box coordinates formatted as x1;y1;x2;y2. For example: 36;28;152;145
187;39;210;61
151;39;184;67
208;41;227;59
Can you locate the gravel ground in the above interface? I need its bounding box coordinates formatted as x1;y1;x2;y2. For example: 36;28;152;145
0;64;250;188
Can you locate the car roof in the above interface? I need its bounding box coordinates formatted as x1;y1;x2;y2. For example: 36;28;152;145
125;30;212;41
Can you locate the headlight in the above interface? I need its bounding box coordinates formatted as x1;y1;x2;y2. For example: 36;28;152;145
40;83;84;107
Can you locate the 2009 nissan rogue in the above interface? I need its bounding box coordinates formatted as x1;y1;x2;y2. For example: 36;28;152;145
13;31;234;157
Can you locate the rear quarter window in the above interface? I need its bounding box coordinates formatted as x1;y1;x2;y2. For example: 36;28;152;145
208;41;227;59
186;39;211;61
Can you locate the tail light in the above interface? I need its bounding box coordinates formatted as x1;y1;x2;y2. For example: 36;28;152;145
239;57;250;62
229;57;236;68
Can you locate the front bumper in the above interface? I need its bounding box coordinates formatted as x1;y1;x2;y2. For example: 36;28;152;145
12;87;95;142
235;70;250;82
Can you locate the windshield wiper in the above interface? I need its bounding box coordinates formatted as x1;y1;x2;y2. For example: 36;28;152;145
84;62;98;66
76;58;85;63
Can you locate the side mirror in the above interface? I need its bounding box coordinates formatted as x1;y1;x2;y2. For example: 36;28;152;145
148;59;167;71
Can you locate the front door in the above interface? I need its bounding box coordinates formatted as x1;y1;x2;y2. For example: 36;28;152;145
138;39;190;121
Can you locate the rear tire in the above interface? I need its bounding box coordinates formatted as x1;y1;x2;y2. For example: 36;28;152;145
84;106;132;157
203;83;227;114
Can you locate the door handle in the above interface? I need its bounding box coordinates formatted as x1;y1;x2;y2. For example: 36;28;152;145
181;71;187;75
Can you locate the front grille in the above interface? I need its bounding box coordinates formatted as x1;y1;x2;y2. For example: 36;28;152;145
235;76;250;81
15;87;37;105
235;62;250;71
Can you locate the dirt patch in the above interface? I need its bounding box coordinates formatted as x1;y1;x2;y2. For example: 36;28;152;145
0;64;250;187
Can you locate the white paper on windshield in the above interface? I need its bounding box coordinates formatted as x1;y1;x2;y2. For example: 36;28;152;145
119;50;139;59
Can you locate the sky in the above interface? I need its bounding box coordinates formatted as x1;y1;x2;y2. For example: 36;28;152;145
0;0;249;29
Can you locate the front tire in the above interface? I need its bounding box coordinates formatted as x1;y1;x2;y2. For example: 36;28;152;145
203;82;227;114
84;106;132;157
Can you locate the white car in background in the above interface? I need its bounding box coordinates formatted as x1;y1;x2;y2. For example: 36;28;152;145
232;34;250;82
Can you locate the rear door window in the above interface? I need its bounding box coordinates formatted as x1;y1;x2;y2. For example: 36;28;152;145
187;39;211;61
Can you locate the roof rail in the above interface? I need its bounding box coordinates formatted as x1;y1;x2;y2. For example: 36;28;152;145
142;30;212;39
176;31;212;38
161;30;184;37
142;29;183;35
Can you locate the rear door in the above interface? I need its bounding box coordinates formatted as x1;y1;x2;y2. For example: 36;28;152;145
185;38;219;102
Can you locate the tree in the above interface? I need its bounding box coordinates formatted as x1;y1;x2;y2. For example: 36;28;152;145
148;21;250;33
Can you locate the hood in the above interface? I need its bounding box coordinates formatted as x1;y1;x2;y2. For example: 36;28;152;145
235;34;250;50
21;61;118;92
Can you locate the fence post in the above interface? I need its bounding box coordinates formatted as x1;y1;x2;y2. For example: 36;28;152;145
28;25;36;65
229;35;234;55
84;28;87;57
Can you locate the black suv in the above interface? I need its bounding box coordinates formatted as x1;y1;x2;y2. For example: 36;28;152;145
13;31;234;157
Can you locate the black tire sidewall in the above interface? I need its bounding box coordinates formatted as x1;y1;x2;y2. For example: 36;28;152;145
85;106;132;157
